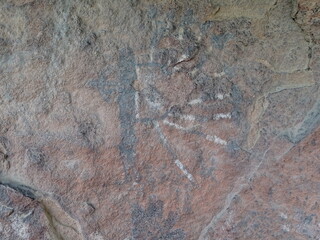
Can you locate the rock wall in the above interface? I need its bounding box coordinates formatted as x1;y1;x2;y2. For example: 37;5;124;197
0;0;319;239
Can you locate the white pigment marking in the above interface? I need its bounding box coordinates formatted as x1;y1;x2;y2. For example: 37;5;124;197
280;212;288;219
282;225;290;232
168;113;196;121
178;27;184;40
180;114;196;121
213;113;231;120
189;98;203;105
155;122;194;183
206;135;227;145
216;93;224;100
150;47;154;62
214;72;226;78
154;121;169;146
146;98;163;110
175;159;195;182
136;67;142;81
163;120;191;131
135;91;140;119
191;68;199;77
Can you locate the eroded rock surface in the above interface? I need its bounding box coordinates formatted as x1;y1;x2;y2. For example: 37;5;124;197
0;0;319;239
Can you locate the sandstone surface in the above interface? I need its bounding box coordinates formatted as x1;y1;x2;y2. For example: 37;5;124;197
0;0;319;239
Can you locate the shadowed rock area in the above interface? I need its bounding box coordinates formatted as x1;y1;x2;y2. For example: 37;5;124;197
0;0;319;239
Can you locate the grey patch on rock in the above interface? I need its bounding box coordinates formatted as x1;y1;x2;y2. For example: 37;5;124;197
0;136;9;161
0;204;14;218
145;85;166;111
284;99;320;143
0;185;11;204
74;112;104;149
230;84;243;123
200;21;213;33
227;140;241;153
118;47;138;179
128;0;139;7
0;136;10;156
26;148;46;166
0;137;10;172
193;73;215;100
304;214;316;225
181;9;195;26
86;69;119;103
197;151;215;180
86;47;139;179
81;32;97;49
212;33;233;49
131;199;185;240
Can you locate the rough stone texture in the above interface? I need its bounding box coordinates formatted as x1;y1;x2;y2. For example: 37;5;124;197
0;0;319;239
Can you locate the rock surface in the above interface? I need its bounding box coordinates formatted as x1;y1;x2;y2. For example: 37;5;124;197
0;0;319;239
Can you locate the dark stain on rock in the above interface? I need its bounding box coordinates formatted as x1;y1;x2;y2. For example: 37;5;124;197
0;181;36;200
118;47;138;180
86;47;139;181
82;32;97;48
79;121;97;147
87;70;118;103
131;199;185;240
230;84;244;123
75;113;104;150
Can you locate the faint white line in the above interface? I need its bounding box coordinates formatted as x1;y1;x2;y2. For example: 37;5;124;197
154;121;169;146
135;92;140;119
175;159;195;182
188;98;203;105
155;122;194;183
168;114;196;121
206;135;227;145
178;27;184;40
163;120;227;145
180;114;196;121
216;93;224;100
163;120;191;131
150;47;154;62
189;93;227;104
213;113;231;120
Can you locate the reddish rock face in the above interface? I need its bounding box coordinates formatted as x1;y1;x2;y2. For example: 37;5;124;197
0;0;319;239
293;0;320;44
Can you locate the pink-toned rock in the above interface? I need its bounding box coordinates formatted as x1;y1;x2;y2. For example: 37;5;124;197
0;0;319;239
